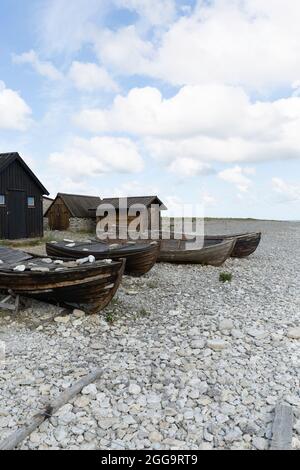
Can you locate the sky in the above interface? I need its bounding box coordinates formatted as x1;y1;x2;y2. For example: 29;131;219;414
0;0;300;220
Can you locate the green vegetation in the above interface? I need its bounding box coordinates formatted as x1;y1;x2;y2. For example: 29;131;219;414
105;312;115;325
138;308;150;318
0;233;57;248
147;280;159;289
219;272;233;283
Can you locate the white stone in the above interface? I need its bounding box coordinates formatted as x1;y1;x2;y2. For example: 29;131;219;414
190;339;205;349
188;389;200;399
73;309;85;318
184;409;194;420
252;437;268;450
54;315;70;324
31;267;50;272
207;339;228;351
287;327;300;339
98;417;118;430
82;384;97;396
286;394;300;406
13;265;26;272
128;384;141;395
30;432;41;444
247;328;268;339
74;396;90;408
41;258;53;264
90;342;102;350
219;319;234;331
76;257;90;265
149;431;163;443
231;329;244;339
200;443;213;450
54;426;68;443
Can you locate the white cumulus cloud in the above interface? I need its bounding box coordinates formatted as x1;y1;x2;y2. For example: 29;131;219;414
93;26;154;76
272;177;300;203
92;0;300;92
69;61;119;92
49;136;144;179
218;166;256;192
12;50;63;81
114;0;177;26
74;84;300;174
0;81;32;131
168;158;213;178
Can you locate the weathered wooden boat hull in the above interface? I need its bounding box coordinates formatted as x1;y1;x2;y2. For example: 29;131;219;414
158;239;236;266
46;241;159;277
121;243;160;276
205;232;261;258
0;248;125;314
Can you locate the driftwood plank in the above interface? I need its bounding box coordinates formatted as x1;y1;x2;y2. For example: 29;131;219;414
0;303;16;311
270;404;293;450
0;368;103;450
0;294;20;313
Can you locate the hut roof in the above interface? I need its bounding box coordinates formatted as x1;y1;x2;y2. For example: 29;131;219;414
45;193;101;218
0;152;49;195
101;196;167;210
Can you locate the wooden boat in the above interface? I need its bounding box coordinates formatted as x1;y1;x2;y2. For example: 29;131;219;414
0;247;125;314
204;232;261;258
157;230;261;258
158;238;236;266
46;239;160;276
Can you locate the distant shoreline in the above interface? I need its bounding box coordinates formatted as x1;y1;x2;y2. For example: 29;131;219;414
163;217;300;223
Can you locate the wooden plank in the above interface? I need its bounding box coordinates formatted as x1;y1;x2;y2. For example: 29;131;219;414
0;294;20;313
0;303;16;311
270;404;293;450
0;368;104;450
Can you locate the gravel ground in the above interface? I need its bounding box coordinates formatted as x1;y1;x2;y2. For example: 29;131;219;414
0;220;299;450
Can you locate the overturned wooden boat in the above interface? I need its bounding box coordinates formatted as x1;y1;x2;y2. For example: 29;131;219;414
0;247;125;314
158;238;236;266
46;239;160;276
204;232;261;258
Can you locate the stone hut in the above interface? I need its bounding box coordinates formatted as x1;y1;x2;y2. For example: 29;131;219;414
45;193;101;232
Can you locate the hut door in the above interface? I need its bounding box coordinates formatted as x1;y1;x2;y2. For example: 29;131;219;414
49;201;70;230
7;190;26;239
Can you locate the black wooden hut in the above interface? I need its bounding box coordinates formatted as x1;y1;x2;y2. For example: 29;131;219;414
0;153;49;239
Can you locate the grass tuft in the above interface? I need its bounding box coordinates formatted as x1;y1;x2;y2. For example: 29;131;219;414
219;272;233;283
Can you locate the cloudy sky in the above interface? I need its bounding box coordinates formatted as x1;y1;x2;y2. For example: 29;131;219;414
1;0;300;219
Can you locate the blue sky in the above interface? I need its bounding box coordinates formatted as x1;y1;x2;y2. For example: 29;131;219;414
0;0;300;220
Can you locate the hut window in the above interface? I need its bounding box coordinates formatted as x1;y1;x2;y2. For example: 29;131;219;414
0;195;5;205
27;196;35;207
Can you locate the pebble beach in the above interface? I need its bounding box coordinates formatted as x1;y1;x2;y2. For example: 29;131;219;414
0;219;299;450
